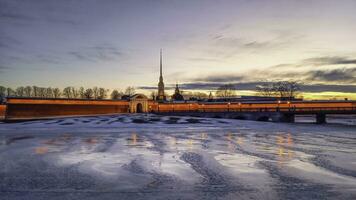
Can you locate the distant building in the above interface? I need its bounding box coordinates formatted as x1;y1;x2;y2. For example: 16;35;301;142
208;92;213;100
156;49;166;101
171;83;184;101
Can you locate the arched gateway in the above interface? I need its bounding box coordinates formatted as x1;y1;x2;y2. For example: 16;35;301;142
129;94;149;113
136;103;143;113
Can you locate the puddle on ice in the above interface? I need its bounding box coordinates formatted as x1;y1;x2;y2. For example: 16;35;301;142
214;152;264;173
34;146;49;154
285;159;356;186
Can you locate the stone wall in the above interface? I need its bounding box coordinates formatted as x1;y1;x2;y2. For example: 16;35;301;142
0;105;6;120
4;98;355;121
5;98;129;120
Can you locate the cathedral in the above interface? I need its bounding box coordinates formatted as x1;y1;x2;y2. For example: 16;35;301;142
156;49;183;102
172;83;184;101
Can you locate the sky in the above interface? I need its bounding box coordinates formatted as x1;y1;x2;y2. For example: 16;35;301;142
1;0;355;99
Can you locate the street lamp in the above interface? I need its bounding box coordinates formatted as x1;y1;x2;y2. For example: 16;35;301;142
227;102;231;112
277;100;281;112
238;102;241;112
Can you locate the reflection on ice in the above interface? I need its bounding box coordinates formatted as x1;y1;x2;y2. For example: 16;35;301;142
35;146;48;155
286;159;356;186
1;114;356;199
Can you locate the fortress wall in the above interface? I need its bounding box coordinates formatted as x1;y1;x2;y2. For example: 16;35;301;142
0;105;6;119
152;101;356;113
5;98;129;120
4;98;355;120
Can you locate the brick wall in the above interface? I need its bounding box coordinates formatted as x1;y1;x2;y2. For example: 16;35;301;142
5;98;129;120
0;105;5;119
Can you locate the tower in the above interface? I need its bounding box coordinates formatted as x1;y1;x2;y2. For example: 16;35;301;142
157;49;166;101
172;83;184;101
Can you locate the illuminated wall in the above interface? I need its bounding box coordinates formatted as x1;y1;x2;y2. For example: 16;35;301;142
4;98;356;120
5;98;130;120
150;101;356;113
0;105;6;119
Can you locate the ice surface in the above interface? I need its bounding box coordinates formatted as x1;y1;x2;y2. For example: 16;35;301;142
0;114;355;200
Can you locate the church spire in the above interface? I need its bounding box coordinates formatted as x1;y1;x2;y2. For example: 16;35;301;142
160;48;162;78
157;49;166;101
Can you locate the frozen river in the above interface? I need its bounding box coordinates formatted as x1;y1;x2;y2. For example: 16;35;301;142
0;114;355;200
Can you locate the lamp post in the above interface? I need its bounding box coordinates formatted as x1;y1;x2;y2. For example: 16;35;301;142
238;102;241;112
287;101;290;111
227;102;231;112
189;103;192;112
277;100;281;112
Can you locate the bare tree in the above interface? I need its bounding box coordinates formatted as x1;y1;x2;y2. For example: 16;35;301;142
92;87;99;99
32;86;41;97
79;87;85;99
53;88;61;98
0;86;6;103
16;87;25;97
124;86;135;96
97;88;108;99
110;90;121;100
285;81;301;100
6;87;16;97
71;87;79;98
38;87;47;98
256;81;301;99
256;83;275;97
215;84;236;98
84;88;94;99
63;87;73;98
24;86;32;97
45;87;53;98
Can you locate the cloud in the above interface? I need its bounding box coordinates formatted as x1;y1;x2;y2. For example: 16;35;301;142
68;45;123;62
307;68;356;83
0;12;35;22
191;74;245;83
0;0;81;26
137;86;175;90
187;57;223;63
179;82;260;90
0;65;9;70
302;56;356;65
181;81;356;93
0;65;10;73
208;30;305;57
272;56;356;70
301;84;356;93
0;32;22;50
139;81;356;93
0;1;36;22
45;17;80;26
